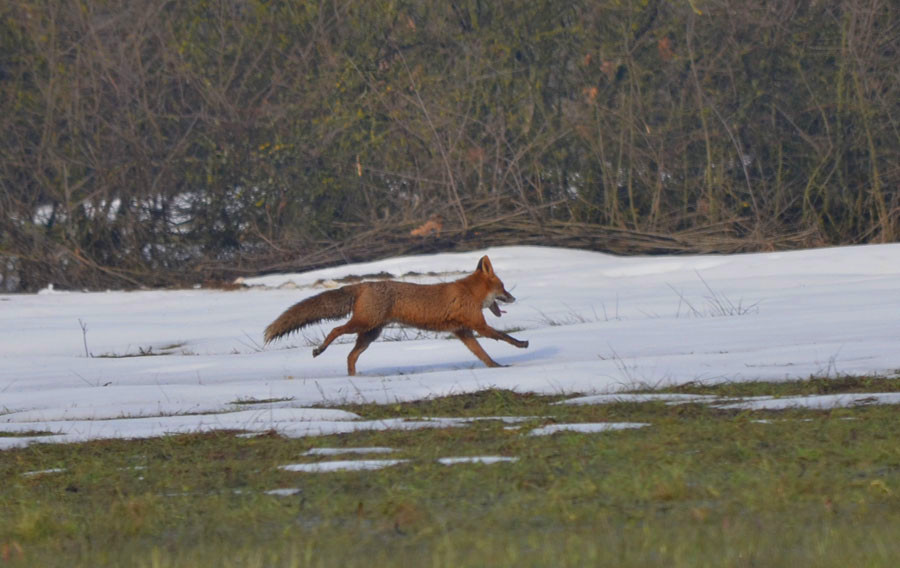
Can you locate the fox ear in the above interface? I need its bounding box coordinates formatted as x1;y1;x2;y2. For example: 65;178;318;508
477;255;494;274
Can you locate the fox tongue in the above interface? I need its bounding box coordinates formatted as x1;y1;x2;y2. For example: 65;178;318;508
489;301;504;317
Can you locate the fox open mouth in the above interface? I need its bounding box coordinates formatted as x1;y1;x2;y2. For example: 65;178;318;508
488;294;514;317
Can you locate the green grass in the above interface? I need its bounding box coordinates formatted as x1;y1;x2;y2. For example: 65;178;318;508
2;377;900;567
649;374;900;398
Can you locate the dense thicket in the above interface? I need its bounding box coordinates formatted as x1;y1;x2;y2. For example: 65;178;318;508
1;0;898;291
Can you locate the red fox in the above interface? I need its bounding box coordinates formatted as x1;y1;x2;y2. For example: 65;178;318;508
264;255;528;375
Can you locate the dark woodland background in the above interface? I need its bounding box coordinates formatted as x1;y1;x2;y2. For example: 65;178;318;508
1;0;898;291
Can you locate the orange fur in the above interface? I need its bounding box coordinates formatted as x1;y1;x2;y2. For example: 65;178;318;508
263;255;528;375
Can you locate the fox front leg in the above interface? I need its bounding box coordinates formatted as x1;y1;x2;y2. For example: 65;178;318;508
453;329;503;368
475;324;529;349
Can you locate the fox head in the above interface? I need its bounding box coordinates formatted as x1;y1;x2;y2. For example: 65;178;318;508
475;255;515;316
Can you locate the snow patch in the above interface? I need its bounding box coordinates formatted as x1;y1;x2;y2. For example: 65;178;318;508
437;456;519;465
529;423;650;436
265;488;303;496
716;392;900;410
279;460;407;473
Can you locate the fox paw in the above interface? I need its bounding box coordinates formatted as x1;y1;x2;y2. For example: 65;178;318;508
517;340;529;349
312;347;323;357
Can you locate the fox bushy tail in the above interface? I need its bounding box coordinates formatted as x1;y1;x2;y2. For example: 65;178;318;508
263;288;356;344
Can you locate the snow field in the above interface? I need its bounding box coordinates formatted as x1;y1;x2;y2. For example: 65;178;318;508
2;244;899;449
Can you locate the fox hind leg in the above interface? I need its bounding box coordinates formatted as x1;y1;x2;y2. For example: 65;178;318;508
347;326;382;376
313;321;367;358
453;329;502;368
